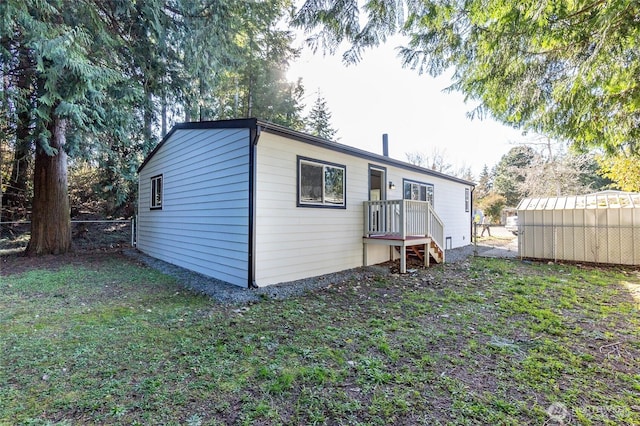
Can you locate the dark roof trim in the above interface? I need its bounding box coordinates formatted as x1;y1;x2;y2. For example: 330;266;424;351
137;118;475;187
257;120;475;186
137;118;258;172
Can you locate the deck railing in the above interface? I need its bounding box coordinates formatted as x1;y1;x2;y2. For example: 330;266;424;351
363;199;444;249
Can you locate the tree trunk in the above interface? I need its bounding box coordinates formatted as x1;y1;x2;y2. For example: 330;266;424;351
161;92;167;138
2;119;32;221
25;116;72;255
184;99;191;122
2;47;34;221
143;88;154;147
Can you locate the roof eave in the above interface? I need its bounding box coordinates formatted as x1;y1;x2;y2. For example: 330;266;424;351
257;120;475;187
138;118;475;187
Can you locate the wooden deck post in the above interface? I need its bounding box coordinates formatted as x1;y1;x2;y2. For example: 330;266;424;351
363;243;368;267
425;242;430;267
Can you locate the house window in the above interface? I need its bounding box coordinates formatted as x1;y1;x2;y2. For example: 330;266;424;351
298;156;346;208
403;179;434;206
465;188;470;212
150;174;163;209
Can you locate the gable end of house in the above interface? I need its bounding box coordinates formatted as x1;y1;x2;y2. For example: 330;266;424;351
138;118;259;173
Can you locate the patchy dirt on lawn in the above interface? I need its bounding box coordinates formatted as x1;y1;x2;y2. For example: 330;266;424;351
2;243;482;304
1;248;132;276
0;218;132;257
2;247;639;425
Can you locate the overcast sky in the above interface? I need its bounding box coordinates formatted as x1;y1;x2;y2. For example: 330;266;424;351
287;35;527;178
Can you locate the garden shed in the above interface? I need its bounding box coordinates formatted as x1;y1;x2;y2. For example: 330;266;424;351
517;191;640;265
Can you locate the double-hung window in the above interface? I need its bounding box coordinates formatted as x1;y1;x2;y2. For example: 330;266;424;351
150;174;163;209
297;157;346;208
403;179;434;206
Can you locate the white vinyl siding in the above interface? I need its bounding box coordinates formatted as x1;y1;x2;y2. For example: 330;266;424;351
137;128;250;287
254;133;473;286
255;134;365;286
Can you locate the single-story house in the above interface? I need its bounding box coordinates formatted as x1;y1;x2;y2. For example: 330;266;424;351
136;118;475;287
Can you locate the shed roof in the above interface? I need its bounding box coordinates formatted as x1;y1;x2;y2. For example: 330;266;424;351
517;191;640;211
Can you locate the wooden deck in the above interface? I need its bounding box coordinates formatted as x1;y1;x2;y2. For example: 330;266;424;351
364;234;431;242
363;200;445;273
363;234;434;273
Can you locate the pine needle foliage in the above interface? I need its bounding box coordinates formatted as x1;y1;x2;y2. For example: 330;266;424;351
306;91;338;140
293;0;640;187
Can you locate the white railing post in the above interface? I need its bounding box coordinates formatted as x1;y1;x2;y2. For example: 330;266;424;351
426;202;445;250
366;199;439;240
400;200;406;239
426;203;430;237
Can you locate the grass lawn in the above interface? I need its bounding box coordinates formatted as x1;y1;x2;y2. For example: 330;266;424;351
1;253;639;425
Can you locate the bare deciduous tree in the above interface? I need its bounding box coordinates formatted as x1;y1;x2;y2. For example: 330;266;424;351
405;148;453;174
514;137;605;198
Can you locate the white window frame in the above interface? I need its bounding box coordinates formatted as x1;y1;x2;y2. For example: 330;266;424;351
297;156;346;208
150;174;163;209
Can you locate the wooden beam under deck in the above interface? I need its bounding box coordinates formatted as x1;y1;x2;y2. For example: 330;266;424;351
363;235;432;273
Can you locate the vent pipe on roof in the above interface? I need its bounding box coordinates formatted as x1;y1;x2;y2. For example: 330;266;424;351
382;134;389;157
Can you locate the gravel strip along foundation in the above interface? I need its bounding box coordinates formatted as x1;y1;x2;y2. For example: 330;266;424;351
124;245;481;304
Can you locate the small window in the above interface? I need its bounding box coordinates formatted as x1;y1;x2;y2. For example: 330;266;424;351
403;179;434;206
298;157;346;208
465;188;470;212
150;174;163;209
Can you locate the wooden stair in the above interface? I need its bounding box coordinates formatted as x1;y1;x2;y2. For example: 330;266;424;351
429;239;444;263
396;239;444;265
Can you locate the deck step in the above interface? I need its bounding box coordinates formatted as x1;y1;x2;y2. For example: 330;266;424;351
395;240;444;265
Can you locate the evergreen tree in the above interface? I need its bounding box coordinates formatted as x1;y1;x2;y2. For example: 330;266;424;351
0;46;34;220
306;91;338;140
493;146;536;207
293;0;640;189
65;1;176;214
210;0;306;130
2;0;125;254
177;0;239;123
476;165;492;199
0;0;312;255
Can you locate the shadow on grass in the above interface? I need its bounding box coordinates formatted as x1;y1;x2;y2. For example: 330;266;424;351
1;253;639;425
